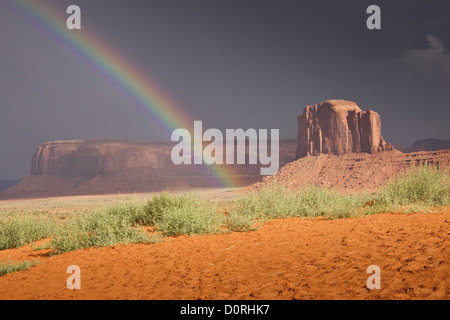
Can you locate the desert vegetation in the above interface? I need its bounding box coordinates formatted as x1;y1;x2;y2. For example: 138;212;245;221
0;164;448;275
0;260;40;276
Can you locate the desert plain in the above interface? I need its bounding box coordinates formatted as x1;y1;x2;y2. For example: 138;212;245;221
0;188;448;300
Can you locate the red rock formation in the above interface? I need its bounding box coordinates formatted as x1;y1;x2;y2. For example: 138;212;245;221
30;139;171;177
1;139;298;199
296;100;392;159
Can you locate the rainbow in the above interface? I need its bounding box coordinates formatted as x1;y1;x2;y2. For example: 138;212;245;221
6;0;242;188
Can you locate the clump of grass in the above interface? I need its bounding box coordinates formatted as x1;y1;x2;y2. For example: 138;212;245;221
152;195;224;236
137;192;196;226
225;207;262;232
2;164;448;254
238;183;293;220
289;185;368;219
47;194;225;252
47;203;159;255
370;164;449;212
228;164;449;223
0;218;56;250
0;259;40;276
228;183;368;226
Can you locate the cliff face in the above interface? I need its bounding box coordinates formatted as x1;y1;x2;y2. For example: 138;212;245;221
30;139;170;177
296;100;392;159
0;139;298;199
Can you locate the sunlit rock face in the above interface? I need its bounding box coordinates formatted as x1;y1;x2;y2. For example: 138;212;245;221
30;139;170;177
296;100;392;159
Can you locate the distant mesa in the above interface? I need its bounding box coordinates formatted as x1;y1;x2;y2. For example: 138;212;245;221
296;100;393;159
391;139;450;153
30;139;170;177
0;138;297;200
412;139;450;152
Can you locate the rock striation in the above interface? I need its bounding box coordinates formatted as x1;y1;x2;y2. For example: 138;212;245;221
296;100;392;159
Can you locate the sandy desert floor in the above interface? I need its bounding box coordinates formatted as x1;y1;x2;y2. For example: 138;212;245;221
0;190;448;300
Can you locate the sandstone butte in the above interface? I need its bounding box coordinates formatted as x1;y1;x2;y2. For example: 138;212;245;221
248;99;450;193
296;100;393;159
1;100;450;199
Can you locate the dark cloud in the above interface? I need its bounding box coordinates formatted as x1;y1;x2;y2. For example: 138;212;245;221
0;0;449;179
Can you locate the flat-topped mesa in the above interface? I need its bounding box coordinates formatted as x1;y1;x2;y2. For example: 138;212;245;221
295;100;392;159
30;139;170;177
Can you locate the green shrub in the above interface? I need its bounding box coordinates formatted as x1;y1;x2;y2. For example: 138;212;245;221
292;186;369;219
225;209;262;232
154;198;224;236
139;192;195;226
48;203;159;255
0;260;40;276
0;218;55;250
375;164;449;209
230;165;449;222
229;183;367;222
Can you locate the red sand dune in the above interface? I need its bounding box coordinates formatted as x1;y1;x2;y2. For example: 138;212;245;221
0;208;448;300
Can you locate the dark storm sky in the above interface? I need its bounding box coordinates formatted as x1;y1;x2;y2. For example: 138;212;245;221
1;0;449;179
